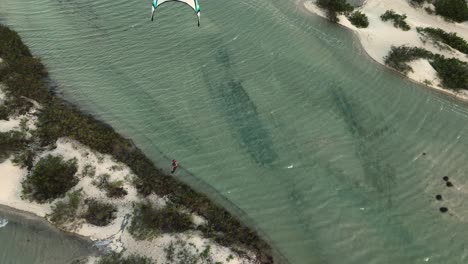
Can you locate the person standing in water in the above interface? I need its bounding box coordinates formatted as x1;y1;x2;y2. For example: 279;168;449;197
171;160;178;173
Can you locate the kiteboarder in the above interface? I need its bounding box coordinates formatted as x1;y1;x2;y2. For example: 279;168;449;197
171;159;178;173
150;0;201;26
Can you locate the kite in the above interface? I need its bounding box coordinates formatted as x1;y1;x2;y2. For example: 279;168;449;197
151;0;201;26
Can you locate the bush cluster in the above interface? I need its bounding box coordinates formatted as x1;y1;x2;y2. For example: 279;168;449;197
317;0;354;23
93;174;128;198
129;202;193;240
47;190;82;227
430;55;468;90
97;253;155;264
384;45;468;90
409;0;428;5
417;27;468;54
22;155;78;203
384;46;433;74
348;11;369;28
380;10;411;31
164;239;221;264
0;131;28;162
434;0;468;22
84;199;117;226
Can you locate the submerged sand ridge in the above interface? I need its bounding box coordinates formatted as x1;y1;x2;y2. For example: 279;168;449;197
5;0;468;262
304;0;468;100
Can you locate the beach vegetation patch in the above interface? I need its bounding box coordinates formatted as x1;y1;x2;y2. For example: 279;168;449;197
384;46;432;74
81;163;96;177
97;253;155;264
12;147;36;170
348;11;369;28
93;173;128;198
409;0;430;7
434;0;468;22
317;0;354;23
47;190;83;228
129;202;193;240
0;130;28;162
380;10;411;31
417;27;468;54
384;45;468;90
84;199;117;226
164;238;222;264
430;55;468;90
22;154;78;203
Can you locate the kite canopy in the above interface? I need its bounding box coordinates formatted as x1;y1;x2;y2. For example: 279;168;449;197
151;0;201;26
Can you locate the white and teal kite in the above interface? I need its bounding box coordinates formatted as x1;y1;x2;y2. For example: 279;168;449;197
151;0;201;26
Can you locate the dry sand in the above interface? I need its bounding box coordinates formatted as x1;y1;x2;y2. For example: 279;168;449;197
303;0;468;101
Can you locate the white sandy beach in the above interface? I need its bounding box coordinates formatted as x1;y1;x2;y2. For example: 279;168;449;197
0;137;252;263
0;74;254;263
303;0;468;101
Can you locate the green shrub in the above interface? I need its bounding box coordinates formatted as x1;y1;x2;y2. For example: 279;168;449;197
381;10;411;31
97;253;155;264
47;190;82;227
164;239;221;264
93;174;128;198
430;55;468;90
424;7;435;15
317;0;354;23
0;131;28;162
417;27;468;54
348;11;369;28
384;45;468;91
22;155;78;203
384;46;433;74
410;0;428;6
83;199;117;226
434;0;468;22
129;202;193;240
81;164;96;177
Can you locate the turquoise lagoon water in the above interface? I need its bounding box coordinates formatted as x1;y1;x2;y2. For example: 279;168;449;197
2;0;468;263
0;206;93;264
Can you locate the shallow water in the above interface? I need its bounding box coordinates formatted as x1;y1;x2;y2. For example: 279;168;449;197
2;0;468;263
0;206;93;264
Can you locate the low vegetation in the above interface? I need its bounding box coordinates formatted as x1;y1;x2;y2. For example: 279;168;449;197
47;190;82;228
409;0;430;6
380;10;411;31
164;239;223;264
0;131;28;162
83;199;117;226
22;155;78;203
316;0;354;23
384;45;468;90
348;11;369;28
81;164;96;177
430;55;468;90
0;23;275;263
129;202;193;240
384;46;433;74
417;27;468;54
434;0;468;22
93;173;128;198
97;253;155;264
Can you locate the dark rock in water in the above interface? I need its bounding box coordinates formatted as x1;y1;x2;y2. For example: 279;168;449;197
435;194;442;200
440;207;448;213
446;181;454;187
443;176;449;181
